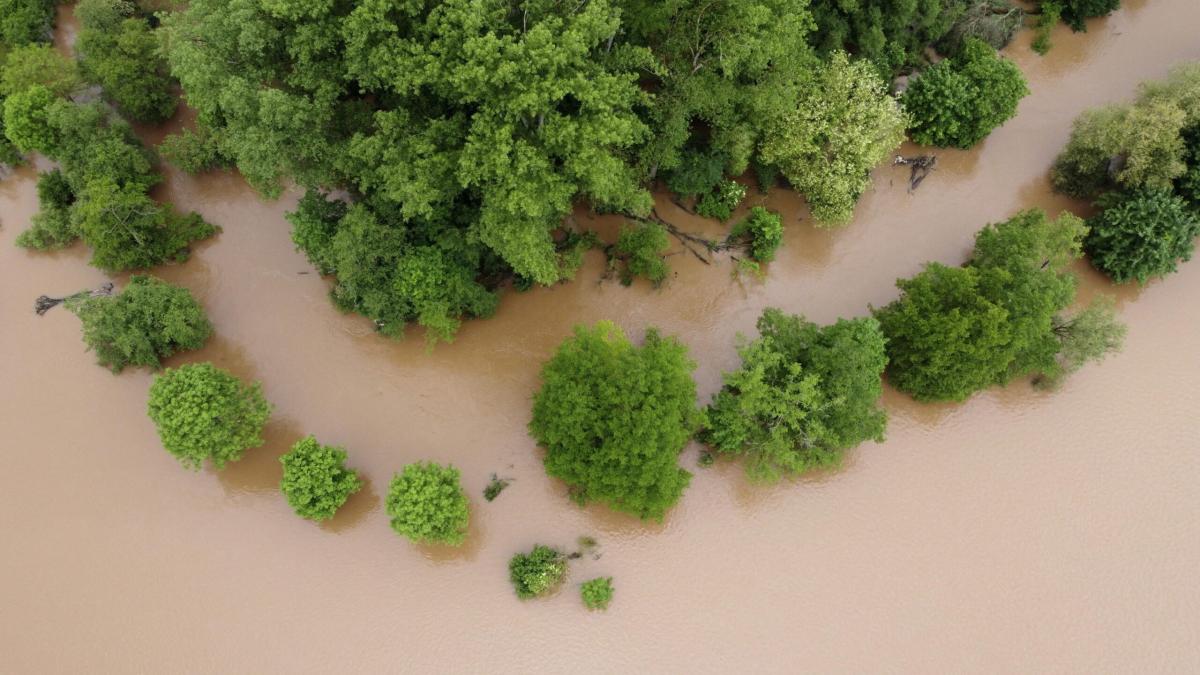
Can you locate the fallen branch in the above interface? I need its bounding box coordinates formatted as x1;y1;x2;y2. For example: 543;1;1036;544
34;282;114;315
894;154;937;193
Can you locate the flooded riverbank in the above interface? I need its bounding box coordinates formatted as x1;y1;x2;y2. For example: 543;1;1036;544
1;1;1198;671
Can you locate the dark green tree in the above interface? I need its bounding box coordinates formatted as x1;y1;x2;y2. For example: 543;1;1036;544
904;38;1028;149
1055;0;1121;31
529;322;700;520
807;0;969;75
703;309;888;482
509;544;567;599
75;0;178;123
279;436;363;522
1084;190;1200;284
0;0;56;47
147;362;272;470
385;461;470;546
67;275;212;372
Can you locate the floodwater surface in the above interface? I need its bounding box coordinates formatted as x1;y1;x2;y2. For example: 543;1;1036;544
1;1;1198;672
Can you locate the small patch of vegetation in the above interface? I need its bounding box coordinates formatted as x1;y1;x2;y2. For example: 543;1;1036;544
695;180;747;222
509;544;567;600
385;461;470;546
280;436;363;522
1032;2;1062;55
611;222;670;287
1084;189;1200;284
483;473;511;502
730;207;784;263
580;577;614;610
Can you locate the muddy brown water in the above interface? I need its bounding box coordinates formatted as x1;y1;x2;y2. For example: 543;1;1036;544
2;2;1198;672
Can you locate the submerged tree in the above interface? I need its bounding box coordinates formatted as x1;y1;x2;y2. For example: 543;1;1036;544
509;544;567;600
385;461;470;546
580;576;614;610
1084;189;1200;284
703;309;888;482
530;322;700;520
280;436;363;522
67;275;212;372
147;363;272;470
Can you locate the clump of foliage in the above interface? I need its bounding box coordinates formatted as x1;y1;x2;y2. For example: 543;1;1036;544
287;192;500;344
509;545;567;600
1038;296;1126;389
483;474;511;502
147;362;272;470
279;436;363;522
1052;64;1200;199
15;169;77;249
0;0;56;47
904;38;1029;149
1084;190;1200;284
1054;0;1121;31
159;127;226;173
529;322;700;520
0;44;81;97
938;1;1024;55
611;222;670;287
760;52;907;225
703;309;888;482
730;207;784;263
807;0;968;76
75;0;177;123
663;148;727;200
1032;2;1063;54
695;180;747;222
385;461;470;546
874;209;1125;401
580;577;614;610
66;275;211;372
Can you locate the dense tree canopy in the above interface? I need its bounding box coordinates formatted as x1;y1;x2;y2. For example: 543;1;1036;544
529;322;700;520
75;0;177;123
903;38;1028;149
147;363;272;470
703;309;888;482
0;44;80;98
1084;190;1200;284
0;0;56;47
385;461;470;546
67;275;212;372
1055;0;1121;31
875;209;1122;401
280;436;363;522
808;0;969;76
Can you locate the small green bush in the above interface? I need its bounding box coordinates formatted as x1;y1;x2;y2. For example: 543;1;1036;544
1085;189;1200;284
696;180;747;221
731;206;784;262
580;576;614;610
1032;2;1062;54
147;362;272;470
68;275;212;372
614;222;670;287
279;436;363;521
509;545;567;599
15;169;78;249
1056;0;1120;31
385;461;470;546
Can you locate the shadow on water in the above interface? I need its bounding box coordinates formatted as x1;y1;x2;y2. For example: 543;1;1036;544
415;512;486;564
216;415;302;497
320;474;381;534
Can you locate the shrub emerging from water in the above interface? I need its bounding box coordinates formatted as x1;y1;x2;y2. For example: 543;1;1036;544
695;180;747;221
385;461;469;546
1056;0;1120;31
1038;296;1127;389
904;38;1029;149
730;207;784;263
67;275;212;372
279;436;363;522
580;576;614;610
15;169;77;249
509;545;567;600
529;322;700;520
703;309;888;482
1084;190;1200;284
147;363;272;470
613;222;670;287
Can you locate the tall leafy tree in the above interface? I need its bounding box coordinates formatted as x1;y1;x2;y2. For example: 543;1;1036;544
807;0;970;75
280;436;363;522
75;0;178;123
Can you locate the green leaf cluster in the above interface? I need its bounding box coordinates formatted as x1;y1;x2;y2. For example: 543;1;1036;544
613;222;669;287
1084;190;1200;284
75;0;177;123
580;576;614;610
529;322;700;520
807;0;969;76
1054;0;1120;31
703;309;888;482
0;44;81;98
279;436;363;522
695;180;747;222
147;362;272;470
15;169;77;249
875;209;1123;401
0;0;56;48
509;545;567;600
385;461;470;546
904;38;1029;149
730;207;784;263
67;275;212;372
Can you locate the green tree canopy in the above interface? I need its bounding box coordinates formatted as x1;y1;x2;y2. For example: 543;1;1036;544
279;436;363;522
67;275;212;372
1055;0;1121;31
75;0;177;123
529;322;700;520
903;38;1028;149
703;309;888;482
0;0;56;47
385;461;470;546
580;576;614;610
509;544;567;599
807;0;969;76
1084;189;1200;284
0;43;81;97
147;362;272;470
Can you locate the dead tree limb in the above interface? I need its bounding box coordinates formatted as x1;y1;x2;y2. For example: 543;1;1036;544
35;282;114;315
894;154;937;193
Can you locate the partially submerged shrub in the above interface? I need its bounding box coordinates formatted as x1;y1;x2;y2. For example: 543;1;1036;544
613;221;669;287
580;576;614;610
68;275;212;372
1056;0;1120;32
279;436;363;521
730;206;783;263
1084;189;1200;284
147;362;272;470
509;545;567;599
15;169;78;249
385;461;470;546
695;180;747;221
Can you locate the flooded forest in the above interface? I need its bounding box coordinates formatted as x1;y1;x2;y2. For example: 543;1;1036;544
1;0;1199;672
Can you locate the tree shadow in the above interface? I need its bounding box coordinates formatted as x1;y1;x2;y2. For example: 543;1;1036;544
414;512;485;564
215;415;303;497
319;473;381;534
